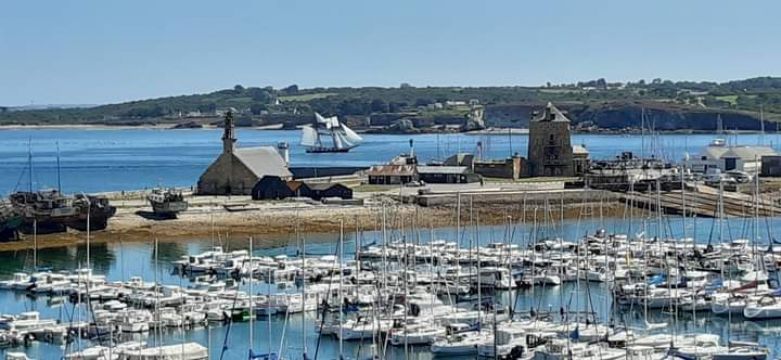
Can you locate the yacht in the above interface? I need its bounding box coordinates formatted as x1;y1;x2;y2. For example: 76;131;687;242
743;295;781;319
389;323;446;346
0;273;31;290
0;312;57;333
431;325;491;357
118;342;208;360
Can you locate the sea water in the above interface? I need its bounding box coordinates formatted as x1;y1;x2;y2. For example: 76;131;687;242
1;128;779;194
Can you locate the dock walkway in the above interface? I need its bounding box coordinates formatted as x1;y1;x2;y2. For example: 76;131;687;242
621;185;781;217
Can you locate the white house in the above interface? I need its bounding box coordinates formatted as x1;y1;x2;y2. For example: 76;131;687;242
689;138;778;174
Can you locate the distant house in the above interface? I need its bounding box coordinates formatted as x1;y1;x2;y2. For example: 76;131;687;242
720;146;777;173
367;165;418;185
572;144;590;176
443;153;526;180
473;156;525;180
251;176;294;200
299;182;353;200
761;156;781;177
417;166;480;184
689;139;730;173
251;176;352;201
198;112;292;195
689;139;778;174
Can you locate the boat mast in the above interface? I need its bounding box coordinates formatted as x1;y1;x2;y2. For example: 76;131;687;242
338;219;345;359
760;105;765;145
298;214;308;360
640;108;645;161
56;141;62;193
436;133;441;161
506;215;514;317
403;209;410;359
154;237;160;351
266;266;272;357
474;198;482;328
457;192;461;246
249;236;254;356
33;219;37;270
84;193;91;273
719;180;731;347
28;138;33;193
330;124;339;151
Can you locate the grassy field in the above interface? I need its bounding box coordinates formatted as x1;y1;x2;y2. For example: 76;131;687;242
279;92;337;102
715;95;739;106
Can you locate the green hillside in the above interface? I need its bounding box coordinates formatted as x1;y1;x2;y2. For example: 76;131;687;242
2;77;781;127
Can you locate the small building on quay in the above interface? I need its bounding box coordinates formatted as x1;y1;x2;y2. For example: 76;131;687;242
417;166;480;184
443;153;525;180
585;152;676;192
299;182;353;200
367;165;419;185
251;175;295;199
198;112;292;195
689;138;778;174
251;176;353;201
474;156;526;180
572;144;590;176
761;155;781;177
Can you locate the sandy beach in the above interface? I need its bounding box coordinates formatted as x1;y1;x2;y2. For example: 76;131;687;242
0;190;628;252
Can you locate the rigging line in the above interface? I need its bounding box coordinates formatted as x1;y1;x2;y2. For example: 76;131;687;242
11;165;28;195
219;255;251;360
706;203;717;246
312;227;343;360
277;307;291;358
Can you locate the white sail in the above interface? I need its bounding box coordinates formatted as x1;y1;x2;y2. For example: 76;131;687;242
328;116;340;129
341;123;363;145
315;113;333;129
335;132;353;149
300;126;318;147
332;131;344;149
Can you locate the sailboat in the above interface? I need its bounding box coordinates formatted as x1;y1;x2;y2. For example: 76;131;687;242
300;113;363;153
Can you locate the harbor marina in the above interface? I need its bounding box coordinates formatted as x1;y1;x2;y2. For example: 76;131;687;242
0;213;780;359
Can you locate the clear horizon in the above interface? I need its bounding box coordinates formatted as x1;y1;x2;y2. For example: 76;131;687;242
2;0;780;106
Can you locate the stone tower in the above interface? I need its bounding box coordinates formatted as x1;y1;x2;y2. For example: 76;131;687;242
527;103;574;177
222;110;236;154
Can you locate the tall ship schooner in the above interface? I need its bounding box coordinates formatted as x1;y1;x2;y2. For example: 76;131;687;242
300;113;363;153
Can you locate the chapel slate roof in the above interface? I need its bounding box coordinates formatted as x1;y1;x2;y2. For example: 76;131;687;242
234;146;292;178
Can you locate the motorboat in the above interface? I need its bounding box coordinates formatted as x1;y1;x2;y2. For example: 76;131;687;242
0;312;57;333
744;295;781;319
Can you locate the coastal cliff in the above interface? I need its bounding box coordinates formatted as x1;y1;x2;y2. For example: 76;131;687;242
4;77;781;132
486;101;775;132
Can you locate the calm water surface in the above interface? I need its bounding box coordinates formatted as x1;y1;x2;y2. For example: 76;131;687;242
2;128;781;194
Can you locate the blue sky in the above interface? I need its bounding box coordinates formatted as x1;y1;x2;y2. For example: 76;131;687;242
1;0;779;105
